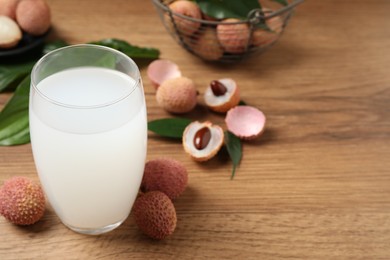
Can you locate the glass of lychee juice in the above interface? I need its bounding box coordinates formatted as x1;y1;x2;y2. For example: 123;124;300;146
29;45;147;235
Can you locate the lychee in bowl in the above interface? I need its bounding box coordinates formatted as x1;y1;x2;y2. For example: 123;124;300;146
152;0;303;62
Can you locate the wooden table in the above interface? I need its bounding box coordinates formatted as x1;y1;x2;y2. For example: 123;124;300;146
1;0;389;258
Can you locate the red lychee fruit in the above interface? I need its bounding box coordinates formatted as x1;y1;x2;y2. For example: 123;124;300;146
0;176;46;225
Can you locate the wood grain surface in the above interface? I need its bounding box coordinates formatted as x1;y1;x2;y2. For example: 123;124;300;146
1;0;390;259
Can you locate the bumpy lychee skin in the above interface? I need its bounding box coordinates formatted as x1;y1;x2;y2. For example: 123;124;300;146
217;18;250;54
16;0;51;36
168;0;202;36
133;191;177;240
141;158;188;200
156;76;197;114
0;176;46;225
0;0;20;20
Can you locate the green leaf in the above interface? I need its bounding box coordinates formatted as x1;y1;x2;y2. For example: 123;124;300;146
42;40;69;55
0;76;31;146
195;0;261;19
239;100;247;106
148;118;192;139
272;0;289;6
224;131;242;179
0;62;35;92
90;38;160;59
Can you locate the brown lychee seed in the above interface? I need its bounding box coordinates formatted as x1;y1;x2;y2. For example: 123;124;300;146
216;18;250;54
156;76;197;114
204;78;240;113
147;59;182;89
225;105;266;140
16;0;51;36
183;121;224;162
0;0;19;20
0;176;46;225
191;26;224;61
252;8;284;47
167;0;202;36
0;15;22;48
141;158;188;200
132;191;177;240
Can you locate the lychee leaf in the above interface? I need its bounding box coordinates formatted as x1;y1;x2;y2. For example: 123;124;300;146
224;131;242;179
196;0;261;19
148;118;192;139
0;76;30;146
0;62;35;93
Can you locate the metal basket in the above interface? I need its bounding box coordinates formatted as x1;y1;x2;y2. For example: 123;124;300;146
152;0;303;62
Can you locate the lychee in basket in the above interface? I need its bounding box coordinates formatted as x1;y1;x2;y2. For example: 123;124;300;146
152;0;304;62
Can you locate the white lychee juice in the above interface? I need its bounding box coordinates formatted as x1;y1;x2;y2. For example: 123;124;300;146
29;67;147;235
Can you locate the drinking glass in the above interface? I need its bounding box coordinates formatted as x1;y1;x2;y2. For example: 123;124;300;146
29;44;147;235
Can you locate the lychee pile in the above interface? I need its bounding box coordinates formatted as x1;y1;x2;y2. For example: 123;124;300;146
147;59;266;162
0;176;46;225
164;0;284;61
0;0;51;49
133;158;188;240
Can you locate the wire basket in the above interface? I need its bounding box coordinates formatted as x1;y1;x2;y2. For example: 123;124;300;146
152;0;304;62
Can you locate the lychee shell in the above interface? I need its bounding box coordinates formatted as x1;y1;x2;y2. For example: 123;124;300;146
133;191;177;240
141;158;188;200
0;176;45;225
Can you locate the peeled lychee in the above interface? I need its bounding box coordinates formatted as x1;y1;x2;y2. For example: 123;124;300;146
16;0;51;36
0;176;45;225
183;121;224;161
156;76;197;114
168;0;202;36
141;158;188;200
0;0;19;20
204;78;240;113
133;191;177;240
216;18;250;54
0;15;22;49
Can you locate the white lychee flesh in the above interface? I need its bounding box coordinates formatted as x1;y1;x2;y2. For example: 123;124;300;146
204;78;240;113
183;121;224;161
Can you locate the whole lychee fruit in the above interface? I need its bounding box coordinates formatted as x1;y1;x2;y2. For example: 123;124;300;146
0;176;46;225
168;0;202;36
251;9;284;47
217;18;250;54
141;158;188;200
0;0;20;20
192;26;224;61
133;191;177;240
156;76;197;114
16;0;51;36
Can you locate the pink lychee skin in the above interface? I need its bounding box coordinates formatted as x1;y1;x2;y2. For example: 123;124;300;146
168;0;202;35
147;59;182;89
0;0;20;20
225;106;266;140
0;176;46;225
141;158;188;200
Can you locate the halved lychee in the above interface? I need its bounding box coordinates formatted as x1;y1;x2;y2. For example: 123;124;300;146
183;121;224;161
225;106;266;140
204;78;240;113
147;59;182;89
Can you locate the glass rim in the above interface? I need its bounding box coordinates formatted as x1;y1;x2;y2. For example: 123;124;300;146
31;44;141;110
